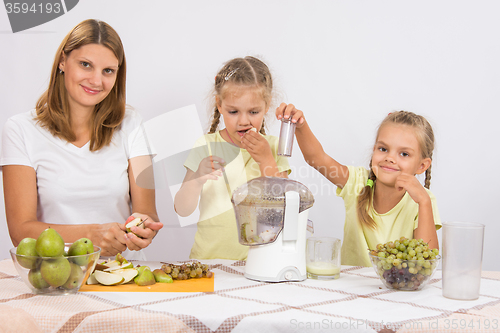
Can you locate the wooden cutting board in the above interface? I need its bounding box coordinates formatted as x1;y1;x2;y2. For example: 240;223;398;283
79;274;214;293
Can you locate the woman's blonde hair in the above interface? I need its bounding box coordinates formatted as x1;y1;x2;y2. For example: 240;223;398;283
208;56;273;134
357;111;435;229
35;19;126;151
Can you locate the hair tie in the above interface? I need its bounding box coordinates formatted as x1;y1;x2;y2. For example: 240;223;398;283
366;179;374;188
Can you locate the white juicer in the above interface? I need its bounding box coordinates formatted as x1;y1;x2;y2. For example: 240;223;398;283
231;177;314;282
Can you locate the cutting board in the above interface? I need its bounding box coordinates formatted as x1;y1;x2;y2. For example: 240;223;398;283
79;274;214;293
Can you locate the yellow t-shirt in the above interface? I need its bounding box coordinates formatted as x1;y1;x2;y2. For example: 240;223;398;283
336;166;442;267
184;131;291;260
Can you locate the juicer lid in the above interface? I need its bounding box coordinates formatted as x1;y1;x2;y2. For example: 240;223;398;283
231;177;314;212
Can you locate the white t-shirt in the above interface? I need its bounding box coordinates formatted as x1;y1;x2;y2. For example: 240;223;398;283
0;106;152;260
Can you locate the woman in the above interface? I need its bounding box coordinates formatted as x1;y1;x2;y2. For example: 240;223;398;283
1;19;162;259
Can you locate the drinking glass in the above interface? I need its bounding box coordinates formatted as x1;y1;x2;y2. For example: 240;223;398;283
442;221;485;300
306;237;341;279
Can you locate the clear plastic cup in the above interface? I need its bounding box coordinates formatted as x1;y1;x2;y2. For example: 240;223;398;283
442;221;485;300
278;118;296;157
306;237;341;280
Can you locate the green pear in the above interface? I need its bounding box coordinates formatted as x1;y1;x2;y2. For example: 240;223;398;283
134;266;156;286
36;228;65;257
16;238;39;269
28;268;50;290
115;253;128;264
136;265;149;275
62;263;84;290
153;269;173;283
68;238;94;266
40;257;71;287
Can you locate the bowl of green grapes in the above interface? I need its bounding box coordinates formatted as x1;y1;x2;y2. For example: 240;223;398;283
369;237;440;291
10;228;100;295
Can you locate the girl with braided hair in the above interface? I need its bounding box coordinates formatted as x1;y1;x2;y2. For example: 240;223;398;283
276;107;441;267
174;56;290;260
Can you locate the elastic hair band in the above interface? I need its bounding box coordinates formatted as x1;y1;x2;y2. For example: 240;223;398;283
366;179;374;188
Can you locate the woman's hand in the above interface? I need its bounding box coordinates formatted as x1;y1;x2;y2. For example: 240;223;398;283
122;213;164;251
89;222;128;257
275;103;306;128
193;156;225;185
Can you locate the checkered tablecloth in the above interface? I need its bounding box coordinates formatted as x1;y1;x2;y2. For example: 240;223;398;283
1;259;500;333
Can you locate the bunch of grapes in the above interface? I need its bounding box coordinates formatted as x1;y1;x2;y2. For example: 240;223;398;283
161;261;213;280
369;237;440;291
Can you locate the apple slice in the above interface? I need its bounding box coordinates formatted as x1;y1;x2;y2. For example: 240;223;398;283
111;268;139;284
126;217;145;232
94;263;110;271
94;270;125;286
100;260;122;268
86;272;99;285
103;261;133;271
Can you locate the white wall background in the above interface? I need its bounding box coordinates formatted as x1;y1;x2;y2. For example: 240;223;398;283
1;1;499;270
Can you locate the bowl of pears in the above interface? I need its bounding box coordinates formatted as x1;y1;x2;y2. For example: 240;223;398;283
10;228;101;295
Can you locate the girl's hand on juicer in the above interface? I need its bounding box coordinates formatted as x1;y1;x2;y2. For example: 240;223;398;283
275;103;305;128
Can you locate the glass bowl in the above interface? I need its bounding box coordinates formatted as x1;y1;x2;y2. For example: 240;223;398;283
369;253;441;291
10;243;101;295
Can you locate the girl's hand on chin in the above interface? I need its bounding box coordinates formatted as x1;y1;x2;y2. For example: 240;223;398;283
395;173;430;205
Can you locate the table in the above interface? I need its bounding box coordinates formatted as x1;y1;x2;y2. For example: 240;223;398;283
1;259;500;333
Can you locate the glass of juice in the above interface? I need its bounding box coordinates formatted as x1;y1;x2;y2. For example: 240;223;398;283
306;237;341;279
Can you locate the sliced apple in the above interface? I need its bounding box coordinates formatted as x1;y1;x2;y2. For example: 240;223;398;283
111;268;139;284
103;261;133;271
94;263;110;271
126;217;145;232
94;270;125;286
86;272;99;285
100;259;122;268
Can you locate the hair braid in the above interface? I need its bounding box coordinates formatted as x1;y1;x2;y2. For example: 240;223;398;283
357;165;377;229
424;164;432;189
260;118;266;135
208;107;221;134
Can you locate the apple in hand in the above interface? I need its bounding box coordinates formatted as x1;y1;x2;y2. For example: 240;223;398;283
68;238;94;266
125;217;146;238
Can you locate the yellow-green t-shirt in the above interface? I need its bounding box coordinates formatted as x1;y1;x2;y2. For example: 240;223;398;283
336;166;441;267
184;131;291;260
